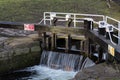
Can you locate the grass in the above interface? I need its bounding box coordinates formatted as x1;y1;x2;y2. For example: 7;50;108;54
0;0;119;23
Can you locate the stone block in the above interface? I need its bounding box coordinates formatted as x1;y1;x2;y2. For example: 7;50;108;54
30;41;40;46
31;46;40;52
0;42;4;48
14;48;29;56
0;51;9;60
8;50;14;57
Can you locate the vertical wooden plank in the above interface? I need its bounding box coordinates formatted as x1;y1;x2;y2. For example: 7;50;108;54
80;40;84;52
52;17;58;26
98;47;103;63
42;32;46;49
84;38;90;56
46;37;51;50
51;33;56;50
65;34;71;52
84;20;93;30
118;22;120;45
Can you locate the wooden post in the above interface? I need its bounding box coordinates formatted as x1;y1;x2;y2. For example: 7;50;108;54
67;18;73;27
51;33;56;50
65;34;71;52
98;47;103;63
52;17;58;26
80;40;84;52
84;20;93;30
106;53;114;64
84;19;93;56
42;32;46;49
118;22;120;45
84;38;90;56
90;44;96;55
46;37;51;50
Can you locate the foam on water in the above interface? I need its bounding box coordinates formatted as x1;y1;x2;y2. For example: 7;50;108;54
18;50;95;80
21;65;77;80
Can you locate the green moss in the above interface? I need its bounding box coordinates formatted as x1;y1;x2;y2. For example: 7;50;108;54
0;0;119;23
0;51;41;75
105;78;120;80
31;46;41;52
14;48;29;56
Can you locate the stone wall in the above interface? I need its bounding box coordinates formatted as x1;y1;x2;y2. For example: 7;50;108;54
0;28;41;75
72;63;120;80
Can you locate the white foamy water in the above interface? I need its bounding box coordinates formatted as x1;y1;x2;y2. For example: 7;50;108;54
40;51;95;71
21;65;77;80
18;50;95;80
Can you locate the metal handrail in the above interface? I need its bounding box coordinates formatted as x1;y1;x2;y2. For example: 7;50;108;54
106;16;120;45
38;12;120;46
38;18;44;24
43;12;105;27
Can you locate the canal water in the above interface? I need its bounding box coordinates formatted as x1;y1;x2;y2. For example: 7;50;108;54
0;51;95;80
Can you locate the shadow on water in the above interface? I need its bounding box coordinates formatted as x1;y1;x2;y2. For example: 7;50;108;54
0;50;95;80
0;71;35;80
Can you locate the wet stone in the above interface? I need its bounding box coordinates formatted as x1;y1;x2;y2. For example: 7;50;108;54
31;46;41;52
73;63;120;80
14;48;30;56
0;51;8;59
0;28;37;37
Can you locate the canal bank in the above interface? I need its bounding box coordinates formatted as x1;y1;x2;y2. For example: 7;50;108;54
0;28;41;75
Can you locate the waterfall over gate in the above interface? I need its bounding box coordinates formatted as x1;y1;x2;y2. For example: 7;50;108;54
0;51;95;80
40;50;95;71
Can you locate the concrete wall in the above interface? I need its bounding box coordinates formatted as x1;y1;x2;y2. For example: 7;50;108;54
0;28;41;75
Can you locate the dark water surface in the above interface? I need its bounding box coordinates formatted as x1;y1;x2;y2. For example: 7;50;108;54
0;66;77;80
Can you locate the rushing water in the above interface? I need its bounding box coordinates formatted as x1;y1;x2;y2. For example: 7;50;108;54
40;51;95;71
0;51;95;80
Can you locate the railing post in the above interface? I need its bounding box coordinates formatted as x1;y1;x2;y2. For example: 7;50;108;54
52;17;58;26
105;25;114;40
44;12;46;25
98;21;106;36
50;19;52;25
84;20;93;30
74;14;76;28
67;18;73;27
